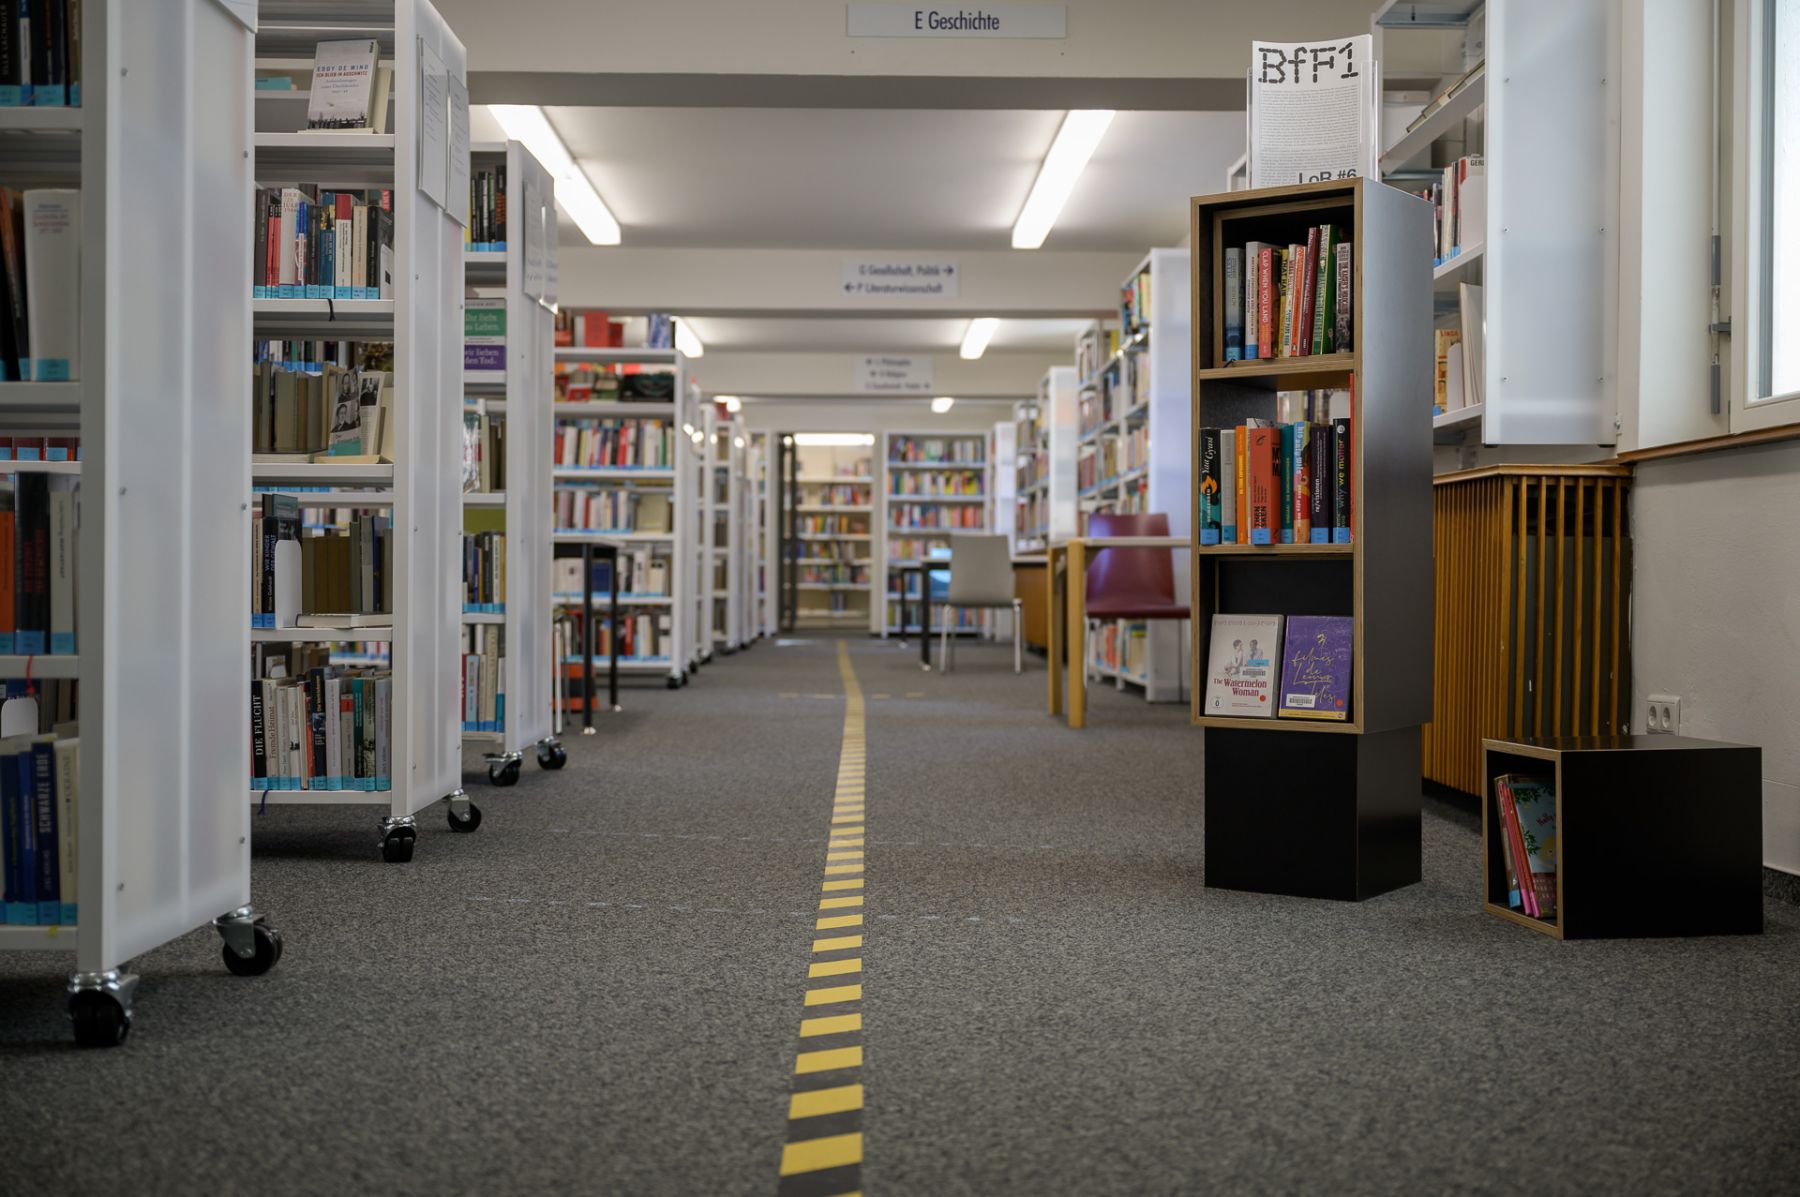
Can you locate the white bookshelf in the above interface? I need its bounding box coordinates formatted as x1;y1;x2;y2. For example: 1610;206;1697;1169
876;431;992;636
1373;0;1618;450
687;383;712;672
250;0;470;863
0;0;277;1047
786;442;875;628
551;343;692;688
1013;367;1079;554
460;138;561;785
1073;249;1192;703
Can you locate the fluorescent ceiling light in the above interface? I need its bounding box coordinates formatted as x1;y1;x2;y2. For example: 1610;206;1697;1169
1011;110;1115;250
793;433;876;447
717;395;742;413
931;396;956;413
675;322;704;359
959;318;1000;360
487;104;621;246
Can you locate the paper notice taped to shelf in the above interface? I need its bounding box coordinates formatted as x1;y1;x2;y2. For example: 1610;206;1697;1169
1248;36;1377;189
447;73;471;228
416;39;449;211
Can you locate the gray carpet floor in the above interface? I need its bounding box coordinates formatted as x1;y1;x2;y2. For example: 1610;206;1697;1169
2;635;1798;1195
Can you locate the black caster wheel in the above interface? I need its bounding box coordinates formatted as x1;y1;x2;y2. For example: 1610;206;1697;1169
69;991;130;1048
223;923;284;977
447;802;483;833
381;829;416;863
679;672;690;687
536;743;567;770
665;676;680;690
488;758;521;786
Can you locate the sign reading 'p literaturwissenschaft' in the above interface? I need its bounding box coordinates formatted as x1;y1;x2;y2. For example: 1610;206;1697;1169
846;4;1066;38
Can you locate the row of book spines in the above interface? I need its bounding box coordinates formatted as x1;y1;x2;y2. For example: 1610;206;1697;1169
253;187;393;297
1197;421;1352;546
463;530;504;606
0;439;77;460
461;634;502;732
467;165;506;252
0;733;77;926
1220;225;1352;363
0;0;82;108
0;472;76;655
249;673;389;792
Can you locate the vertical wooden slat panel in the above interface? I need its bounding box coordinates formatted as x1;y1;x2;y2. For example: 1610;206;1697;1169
1533;476;1547;738
1589;481;1604;735
1551;479;1567;735
1511;478;1525;736
1571;479;1586;732
1610;477;1624;732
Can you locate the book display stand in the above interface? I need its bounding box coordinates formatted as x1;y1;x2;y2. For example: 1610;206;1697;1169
1189;179;1433;901
551;344;692;689
462;139;561;785
250;0;471;863
0;1;278;1046
1482;736;1763;938
876;431;992;637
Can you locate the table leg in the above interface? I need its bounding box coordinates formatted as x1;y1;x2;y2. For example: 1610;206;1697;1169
1067;540;1086;729
1047;548;1064;716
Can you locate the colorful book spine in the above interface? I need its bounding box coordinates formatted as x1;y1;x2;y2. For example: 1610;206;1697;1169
1219;428;1237;545
1312;225;1333;355
1223;248;1243;362
1278;424;1296;544
1331;418;1351;544
1198;428;1221;544
1333;240;1353;353
1257;247;1275;360
1246;426;1277;546
1242;242;1261;360
1293;422;1311;543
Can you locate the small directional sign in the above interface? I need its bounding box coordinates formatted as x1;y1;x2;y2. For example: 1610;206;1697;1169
841;259;960;300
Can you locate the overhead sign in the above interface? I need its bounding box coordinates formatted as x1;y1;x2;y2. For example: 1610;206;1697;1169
842;259;960;300
855;356;934;394
847;4;1066;39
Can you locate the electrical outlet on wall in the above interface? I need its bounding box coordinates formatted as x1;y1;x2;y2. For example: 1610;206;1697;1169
1646;694;1681;734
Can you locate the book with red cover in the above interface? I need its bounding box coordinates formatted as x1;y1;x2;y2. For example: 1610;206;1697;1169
1495;776;1540;918
1297;226;1320;356
1257;247;1275;360
1246;426;1279;545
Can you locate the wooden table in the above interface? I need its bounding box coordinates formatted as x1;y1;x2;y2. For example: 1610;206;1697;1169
1011;554;1049;651
1046;536;1187;729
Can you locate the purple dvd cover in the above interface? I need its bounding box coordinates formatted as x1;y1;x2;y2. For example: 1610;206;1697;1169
1277;615;1352;721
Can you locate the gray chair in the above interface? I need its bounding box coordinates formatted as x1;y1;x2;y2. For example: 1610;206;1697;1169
938;534;1023;673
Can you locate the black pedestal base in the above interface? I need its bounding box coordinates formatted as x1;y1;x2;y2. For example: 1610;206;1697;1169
1205;725;1422;901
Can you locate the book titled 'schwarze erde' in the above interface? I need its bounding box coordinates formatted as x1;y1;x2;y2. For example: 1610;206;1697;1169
1203;613;1283;718
1277;614;1352;720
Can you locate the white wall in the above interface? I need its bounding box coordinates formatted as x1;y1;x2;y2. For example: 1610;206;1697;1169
1631;440;1800;874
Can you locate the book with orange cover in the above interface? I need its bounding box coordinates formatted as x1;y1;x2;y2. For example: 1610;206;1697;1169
1246;425;1279;545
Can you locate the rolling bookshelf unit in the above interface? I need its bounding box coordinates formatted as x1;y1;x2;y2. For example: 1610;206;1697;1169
1014;367;1078;554
877;431;991;637
461;139;561;784
551;345;690;689
790;440;875;628
1372;0;1617;453
1189;179;1432;901
715;417;754;651
0;0;280;1046
1079;250;1192;702
251;0;470;863
690;389;714;672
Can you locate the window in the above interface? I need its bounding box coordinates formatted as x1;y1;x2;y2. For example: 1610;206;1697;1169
1733;0;1800;429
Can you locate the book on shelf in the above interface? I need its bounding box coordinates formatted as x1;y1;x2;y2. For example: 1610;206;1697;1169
1495;774;1558;919
252;503;391;630
552;549;670;600
562;608;673;662
555;309;623;348
20;189;76;382
1404;59;1485;135
253;360;392;462
1276;615;1352;721
461;624;503;733
0;471;77;655
463;408;505;493
1458;283;1485;410
1197;391;1351;547
553;487;671;535
464;296;505;374
888;435;984;466
466;163;507;252
888;468;984;497
0;0;81;108
1203;613;1284;718
0;730;78;925
250;666;391;793
293;612;390;629
253;186;394;300
302;39;390;133
1223;225;1351;364
462;530;505;613
555;418;675;469
1120;265;1151;336
1434;328;1462;415
1431;155;1485;262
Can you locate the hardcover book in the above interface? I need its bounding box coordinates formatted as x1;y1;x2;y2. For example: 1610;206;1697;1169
1505;774;1558;917
305;39;381;131
1202;613;1283;718
1276;615;1352;721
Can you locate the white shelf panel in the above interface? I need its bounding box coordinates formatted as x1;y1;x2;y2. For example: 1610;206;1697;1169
554;594;673;607
553;401;678;418
797;475;874;484
1380;68;1486;175
460;611;505;625
560;657;674;673
254;488;396;507
251;625;394;643
1432;243;1486;293
553;346;679;365
253;789;394;807
885;461;988;470
797;533;871;541
253;132;395;179
0;924;76;950
796;504;873;513
1433;403;1486;441
798;583;871;591
885;494;986;503
252;461;394;487
553;467;676;481
461;491;505;507
553;531;675;544
463;398;507;415
0;381;81;412
0;654;80;679
463;249;508;268
464;369;506;392
0;459;80;475
0;107;83;132
252;298;395;337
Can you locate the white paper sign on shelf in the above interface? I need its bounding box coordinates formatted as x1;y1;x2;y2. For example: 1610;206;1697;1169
847;4;1065;38
447;73;471;228
854;355;933;394
1248;36;1377;189
522;171;546;300
416;39;449;211
841;259;960;300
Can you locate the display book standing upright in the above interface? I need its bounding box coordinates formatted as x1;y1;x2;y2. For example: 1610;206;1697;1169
1371;0;1616;451
1078;249;1192;703
551;339;691;690
460;139;562;787
875;430;992;636
0;1;283;1047
249;2;471;864
1189;178;1432;901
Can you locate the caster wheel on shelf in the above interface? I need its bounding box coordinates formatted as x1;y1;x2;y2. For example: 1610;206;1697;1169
448;802;483;833
222;923;284;977
665;676;680;690
69;991;130;1048
381;829;416;863
488;759;521;787
537;743;567;770
679;672;690;687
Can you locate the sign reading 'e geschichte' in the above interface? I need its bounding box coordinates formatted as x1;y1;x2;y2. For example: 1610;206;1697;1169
846;4;1066;38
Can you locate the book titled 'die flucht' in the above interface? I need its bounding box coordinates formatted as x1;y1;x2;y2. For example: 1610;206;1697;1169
1277;615;1352;721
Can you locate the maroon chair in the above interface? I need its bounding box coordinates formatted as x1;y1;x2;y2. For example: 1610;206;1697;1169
1084;512;1191;699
